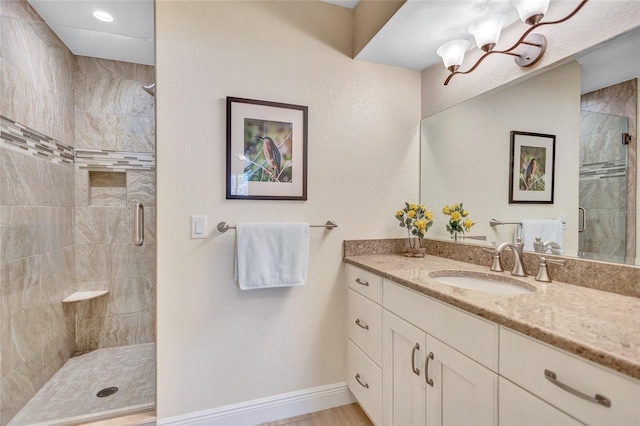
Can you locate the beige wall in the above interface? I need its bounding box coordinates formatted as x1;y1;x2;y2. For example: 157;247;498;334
156;0;420;419
421;1;640;118
0;1;76;423
421;61;581;251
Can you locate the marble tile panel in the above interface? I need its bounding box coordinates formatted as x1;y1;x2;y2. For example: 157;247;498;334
89;187;127;207
134;63;155;83
127;171;156;206
0;148;72;207
0;255;41;319
0;353;43;426
78;75;154;118
40;246;75;299
76;312;155;352
0;57;40;135
76;277;155;320
76;207;132;244
75;111;154;153
0;206;74;261
75;242;155;283
75;56;138;82
0;0;45;21
75;169;89;207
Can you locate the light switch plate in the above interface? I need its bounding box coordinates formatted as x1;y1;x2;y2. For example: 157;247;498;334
191;215;207;239
559;214;567;230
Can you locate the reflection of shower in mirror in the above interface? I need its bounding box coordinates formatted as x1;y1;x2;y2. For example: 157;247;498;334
143;82;156;97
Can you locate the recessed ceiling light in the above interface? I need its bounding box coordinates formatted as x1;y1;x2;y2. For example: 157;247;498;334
93;10;113;22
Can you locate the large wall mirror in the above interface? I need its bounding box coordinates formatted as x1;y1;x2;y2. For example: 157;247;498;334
421;25;640;266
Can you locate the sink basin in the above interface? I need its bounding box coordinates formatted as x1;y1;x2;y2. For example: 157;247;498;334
428;270;536;294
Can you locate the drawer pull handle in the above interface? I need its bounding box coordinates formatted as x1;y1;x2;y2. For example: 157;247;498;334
355;318;369;330
355;278;369;286
544;369;611;408
411;343;420;376
425;351;434;387
355;373;369;389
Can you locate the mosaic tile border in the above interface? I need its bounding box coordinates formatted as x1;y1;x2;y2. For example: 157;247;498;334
0;115;74;164
75;149;155;171
0;116;156;171
579;159;627;180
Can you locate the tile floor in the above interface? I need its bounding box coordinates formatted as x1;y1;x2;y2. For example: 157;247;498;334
8;343;155;426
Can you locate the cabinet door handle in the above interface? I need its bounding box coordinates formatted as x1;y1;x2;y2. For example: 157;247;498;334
355;278;369;286
411;343;420;376
355;373;369;389
544;369;611;407
425;351;434;387
355;318;369;330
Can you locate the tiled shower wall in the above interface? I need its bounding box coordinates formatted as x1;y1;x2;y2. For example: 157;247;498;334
73;57;156;352
1;1;156;423
0;0;76;423
74;57;156;351
580;79;638;261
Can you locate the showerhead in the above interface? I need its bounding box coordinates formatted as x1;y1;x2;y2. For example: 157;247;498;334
142;82;155;97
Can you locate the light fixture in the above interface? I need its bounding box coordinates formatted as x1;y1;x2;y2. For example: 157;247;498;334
438;0;589;85
92;10;114;22
468;14;507;52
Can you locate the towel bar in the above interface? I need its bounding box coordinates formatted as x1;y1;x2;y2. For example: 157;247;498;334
217;220;338;233
490;219;522;227
490;218;566;227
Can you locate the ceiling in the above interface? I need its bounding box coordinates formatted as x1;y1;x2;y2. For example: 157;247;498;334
25;0;639;93
27;0;154;66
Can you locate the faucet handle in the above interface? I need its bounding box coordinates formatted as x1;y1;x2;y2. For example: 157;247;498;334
533;236;544;253
483;248;504;272
535;257;566;282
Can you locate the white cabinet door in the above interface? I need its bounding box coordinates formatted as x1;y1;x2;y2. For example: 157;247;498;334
383;310;427;426
425;335;498;426
499;377;584;426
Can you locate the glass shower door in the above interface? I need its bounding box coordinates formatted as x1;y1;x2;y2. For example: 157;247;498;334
578;110;629;263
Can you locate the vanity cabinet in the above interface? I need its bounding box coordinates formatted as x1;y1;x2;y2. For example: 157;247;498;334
382;281;498;426
346;264;640;426
346;265;383;425
500;327;640;426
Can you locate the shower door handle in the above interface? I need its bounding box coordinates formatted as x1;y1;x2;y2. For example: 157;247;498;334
578;207;586;232
135;202;144;246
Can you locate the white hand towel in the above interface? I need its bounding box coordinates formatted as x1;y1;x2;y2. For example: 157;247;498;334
520;219;563;251
234;222;309;290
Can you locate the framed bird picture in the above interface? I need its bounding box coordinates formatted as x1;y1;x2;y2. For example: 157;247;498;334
508;131;556;204
226;97;308;200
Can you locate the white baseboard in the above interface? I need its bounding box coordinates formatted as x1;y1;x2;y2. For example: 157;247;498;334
157;382;355;426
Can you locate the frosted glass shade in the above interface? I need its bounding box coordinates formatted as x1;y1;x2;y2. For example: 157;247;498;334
436;39;471;72
468;14;507;52
514;0;550;25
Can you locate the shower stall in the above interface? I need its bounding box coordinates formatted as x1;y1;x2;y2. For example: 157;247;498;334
0;3;156;424
579;79;637;264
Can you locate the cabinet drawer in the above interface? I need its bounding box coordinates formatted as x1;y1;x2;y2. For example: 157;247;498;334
348;340;382;426
499;377;583;426
348;289;382;366
383;280;498;371
500;327;640;426
347;265;382;304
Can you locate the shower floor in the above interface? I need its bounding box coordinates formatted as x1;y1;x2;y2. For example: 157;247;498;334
9;343;155;426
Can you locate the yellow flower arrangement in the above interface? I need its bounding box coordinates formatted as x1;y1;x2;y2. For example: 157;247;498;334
442;202;476;240
395;202;433;248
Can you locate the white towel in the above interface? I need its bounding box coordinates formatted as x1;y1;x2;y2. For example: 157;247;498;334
234;222;309;290
520;219;563;252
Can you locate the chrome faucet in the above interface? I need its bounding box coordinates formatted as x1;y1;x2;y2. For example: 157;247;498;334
493;240;527;277
533;236;562;255
535;257;566;282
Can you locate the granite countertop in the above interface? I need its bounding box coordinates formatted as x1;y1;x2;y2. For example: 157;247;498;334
344;254;640;381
